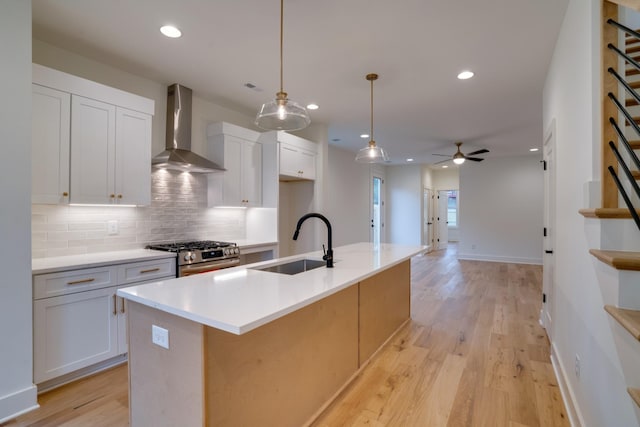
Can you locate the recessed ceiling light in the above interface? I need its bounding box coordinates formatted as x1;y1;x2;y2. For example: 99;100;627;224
530;148;539;152
306;103;319;110
407;158;414;162
360;134;369;139
160;25;182;38
457;70;474;80
442;165;448;168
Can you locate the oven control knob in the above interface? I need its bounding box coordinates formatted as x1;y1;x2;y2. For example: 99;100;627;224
223;248;230;256
184;254;191;262
190;254;196;261
234;247;239;254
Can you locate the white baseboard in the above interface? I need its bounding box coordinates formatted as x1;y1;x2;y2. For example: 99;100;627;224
0;384;39;424
457;252;542;265
551;342;585;427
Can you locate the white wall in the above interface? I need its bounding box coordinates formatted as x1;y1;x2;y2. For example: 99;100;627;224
0;1;38;421
543;0;638;425
458;155;543;264
387;165;422;245
432;167;459;191
325;145;370;247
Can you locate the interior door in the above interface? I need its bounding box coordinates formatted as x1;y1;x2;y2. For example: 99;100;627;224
371;175;384;245
437;190;449;249
542;122;556;336
423;189;435;250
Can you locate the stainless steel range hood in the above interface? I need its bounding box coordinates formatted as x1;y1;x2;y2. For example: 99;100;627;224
152;84;224;173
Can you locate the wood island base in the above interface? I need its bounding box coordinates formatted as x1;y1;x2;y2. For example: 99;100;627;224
126;260;410;427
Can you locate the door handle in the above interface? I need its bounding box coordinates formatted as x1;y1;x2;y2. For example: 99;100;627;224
545;250;554;254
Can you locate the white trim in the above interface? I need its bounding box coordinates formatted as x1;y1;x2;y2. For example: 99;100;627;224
0;384;39;424
551;342;585;427
457;253;542;265
32;63;154;115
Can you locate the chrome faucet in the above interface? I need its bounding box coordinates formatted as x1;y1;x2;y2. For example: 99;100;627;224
292;213;333;268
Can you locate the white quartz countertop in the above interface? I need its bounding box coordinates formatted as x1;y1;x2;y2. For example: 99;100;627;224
32;249;177;275
117;242;425;335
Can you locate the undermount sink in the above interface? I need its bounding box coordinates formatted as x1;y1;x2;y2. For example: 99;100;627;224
251;259;326;275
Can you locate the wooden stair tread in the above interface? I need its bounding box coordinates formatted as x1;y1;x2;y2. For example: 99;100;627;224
579;208;640;218
604;305;640;340
630;140;640;149
626;68;640;76
590;249;640;271
627;44;640;54
634;170;640;179
630;80;640;89
629;388;640;409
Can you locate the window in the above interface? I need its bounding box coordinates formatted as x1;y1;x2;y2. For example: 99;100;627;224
447;190;458;227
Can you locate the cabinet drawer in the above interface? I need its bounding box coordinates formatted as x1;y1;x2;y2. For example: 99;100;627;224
34;266;117;300
118;258;176;285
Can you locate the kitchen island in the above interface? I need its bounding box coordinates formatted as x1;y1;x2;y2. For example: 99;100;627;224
117;242;424;427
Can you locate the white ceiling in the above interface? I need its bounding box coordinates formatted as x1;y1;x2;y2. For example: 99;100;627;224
32;0;569;166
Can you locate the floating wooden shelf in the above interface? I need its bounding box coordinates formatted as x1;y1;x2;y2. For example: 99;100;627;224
605;305;640;340
579;208;640;219
590;249;640;271
629;388;640;409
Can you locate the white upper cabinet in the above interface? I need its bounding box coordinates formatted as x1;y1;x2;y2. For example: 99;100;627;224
32;64;154;206
115;108;152;206
207;122;262;207
32;84;71;204
279;142;316;181
263;131;317;181
70;96;116;204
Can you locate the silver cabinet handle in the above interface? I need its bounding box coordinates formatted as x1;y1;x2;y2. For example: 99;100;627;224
140;268;160;274
120;297;125;314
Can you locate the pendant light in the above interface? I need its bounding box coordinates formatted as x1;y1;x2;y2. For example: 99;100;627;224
356;73;389;163
255;0;310;131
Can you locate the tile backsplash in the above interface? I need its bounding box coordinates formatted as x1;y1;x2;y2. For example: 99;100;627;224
32;169;247;258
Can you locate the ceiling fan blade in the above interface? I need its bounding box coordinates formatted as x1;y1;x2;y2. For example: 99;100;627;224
431;153;451;157
465;157;484;162
434;158;451;165
466;148;489;156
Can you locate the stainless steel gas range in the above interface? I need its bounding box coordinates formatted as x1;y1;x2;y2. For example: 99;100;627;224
147;240;240;277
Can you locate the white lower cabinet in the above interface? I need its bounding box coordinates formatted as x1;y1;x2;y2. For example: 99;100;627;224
33;257;175;384
34;286;120;383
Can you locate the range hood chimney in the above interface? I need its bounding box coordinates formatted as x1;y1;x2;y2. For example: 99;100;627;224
152;84;224;173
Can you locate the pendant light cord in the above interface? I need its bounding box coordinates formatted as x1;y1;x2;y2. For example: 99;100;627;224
280;0;284;94
370;76;374;142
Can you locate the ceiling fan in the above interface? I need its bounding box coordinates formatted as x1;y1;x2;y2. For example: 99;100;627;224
432;142;489;165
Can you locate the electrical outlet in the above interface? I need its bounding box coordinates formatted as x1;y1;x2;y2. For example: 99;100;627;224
152;325;169;349
107;220;118;235
575;354;580;379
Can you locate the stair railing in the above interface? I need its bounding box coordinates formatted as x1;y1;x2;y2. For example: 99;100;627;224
605;17;640;231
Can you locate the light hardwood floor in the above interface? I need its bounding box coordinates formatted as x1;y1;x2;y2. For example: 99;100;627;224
3;244;568;427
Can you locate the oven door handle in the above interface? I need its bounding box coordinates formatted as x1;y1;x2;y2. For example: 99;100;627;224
180;258;241;276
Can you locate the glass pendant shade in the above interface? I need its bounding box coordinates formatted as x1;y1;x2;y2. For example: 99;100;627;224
255;92;310;131
355;73;389;164
255;0;310;132
356;141;389;163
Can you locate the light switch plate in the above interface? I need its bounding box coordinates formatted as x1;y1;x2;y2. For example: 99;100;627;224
152;325;169;349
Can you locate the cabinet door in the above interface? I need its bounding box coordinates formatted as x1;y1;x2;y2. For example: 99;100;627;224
242;140;262;206
70;96;116;204
279;143;300;178
115;107;152;205
299;149;316;180
34;287;119;383
32;84;71;204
